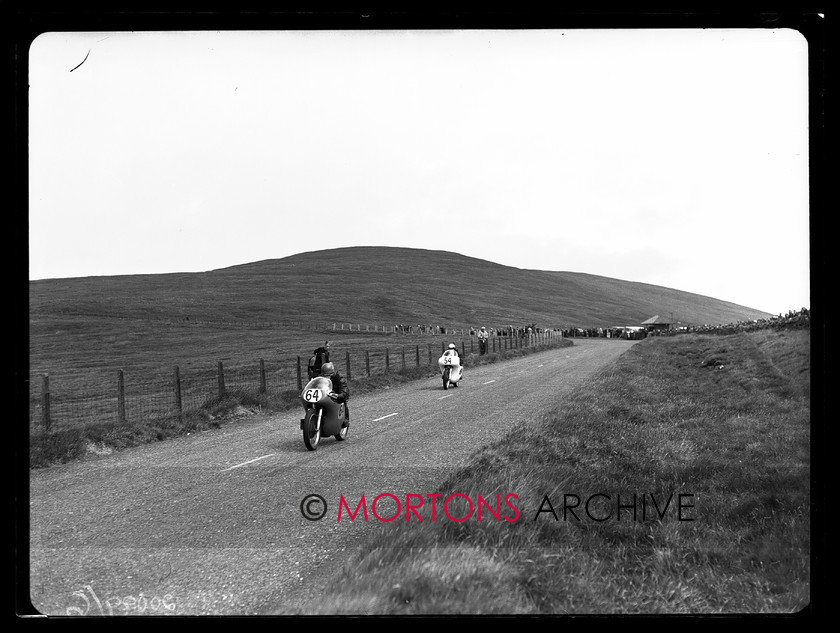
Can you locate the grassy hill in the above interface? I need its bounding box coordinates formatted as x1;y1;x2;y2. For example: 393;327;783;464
30;246;771;328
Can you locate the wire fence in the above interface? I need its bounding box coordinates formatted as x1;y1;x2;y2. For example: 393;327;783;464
30;331;564;433
30;310;478;336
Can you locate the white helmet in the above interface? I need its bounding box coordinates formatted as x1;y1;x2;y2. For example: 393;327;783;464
448;343;456;349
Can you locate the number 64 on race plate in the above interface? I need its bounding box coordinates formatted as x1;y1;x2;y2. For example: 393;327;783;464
303;389;322;403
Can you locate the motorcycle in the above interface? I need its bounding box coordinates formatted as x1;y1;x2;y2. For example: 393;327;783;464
299;376;348;451
438;352;464;390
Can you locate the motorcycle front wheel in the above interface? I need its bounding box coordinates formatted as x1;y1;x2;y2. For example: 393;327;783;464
442;368;450;390
302;408;321;451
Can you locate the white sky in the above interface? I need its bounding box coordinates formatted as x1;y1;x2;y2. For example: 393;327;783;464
28;29;811;315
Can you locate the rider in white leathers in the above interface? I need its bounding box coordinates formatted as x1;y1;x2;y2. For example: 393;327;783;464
442;343;463;385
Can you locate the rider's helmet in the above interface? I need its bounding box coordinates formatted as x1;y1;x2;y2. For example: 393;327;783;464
448;343;456;349
320;362;336;377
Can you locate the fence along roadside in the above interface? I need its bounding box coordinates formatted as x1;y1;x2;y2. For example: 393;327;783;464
30;331;562;432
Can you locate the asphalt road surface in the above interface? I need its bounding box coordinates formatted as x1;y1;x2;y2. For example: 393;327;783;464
28;338;636;616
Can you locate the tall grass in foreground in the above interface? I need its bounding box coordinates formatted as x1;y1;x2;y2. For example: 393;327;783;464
288;329;810;615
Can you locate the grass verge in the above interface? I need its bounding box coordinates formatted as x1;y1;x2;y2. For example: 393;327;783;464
282;328;810;615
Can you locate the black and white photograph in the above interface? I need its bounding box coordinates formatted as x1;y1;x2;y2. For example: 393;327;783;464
19;11;823;618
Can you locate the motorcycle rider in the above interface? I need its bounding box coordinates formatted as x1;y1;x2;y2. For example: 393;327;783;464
444;342;460;359
320;362;350;427
442;343;463;385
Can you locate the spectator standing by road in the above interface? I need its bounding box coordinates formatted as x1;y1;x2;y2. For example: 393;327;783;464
478;326;489;355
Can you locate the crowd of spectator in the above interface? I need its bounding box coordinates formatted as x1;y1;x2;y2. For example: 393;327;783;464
395;308;810;341
394;324;452;334
556;327;646;340
468;324;563;337
563;327;607;338
649;308;810;336
392;323;565;336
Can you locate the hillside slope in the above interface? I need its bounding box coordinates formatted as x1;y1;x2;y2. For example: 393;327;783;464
29;246;771;328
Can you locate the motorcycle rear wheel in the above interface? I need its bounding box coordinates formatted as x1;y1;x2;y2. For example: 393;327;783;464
335;424;348;441
302;408;321;451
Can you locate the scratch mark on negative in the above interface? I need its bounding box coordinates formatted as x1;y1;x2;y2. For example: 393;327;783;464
70;49;91;72
158;562;172;583
220;454;275;472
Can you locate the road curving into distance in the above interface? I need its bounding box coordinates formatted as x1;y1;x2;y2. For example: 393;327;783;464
28;337;636;616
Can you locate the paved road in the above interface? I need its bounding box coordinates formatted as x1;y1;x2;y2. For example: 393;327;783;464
28;338;635;616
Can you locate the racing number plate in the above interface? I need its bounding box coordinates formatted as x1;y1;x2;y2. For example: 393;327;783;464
303;388;322;403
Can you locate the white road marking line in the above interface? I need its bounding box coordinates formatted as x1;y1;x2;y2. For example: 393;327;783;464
373;412;399;422
438;394;453;399
482;380;496;385
221;454;275;472
538;364;544;367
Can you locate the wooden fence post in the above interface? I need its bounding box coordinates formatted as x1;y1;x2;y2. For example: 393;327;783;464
174;366;183;421
41;374;51;432
346;351;351;381
415;345;420;367
366;351;370;377
117;369;126;425
259;359;266;394
297;356;303;391
428;344;433;365
401;347;406;371
385;349;390;372
217;361;225;398
461;341;466;356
